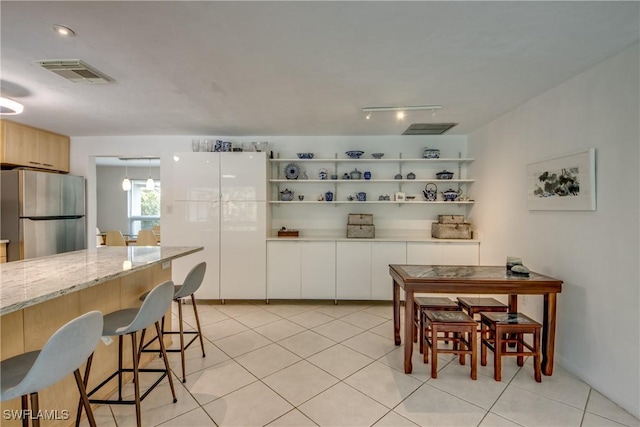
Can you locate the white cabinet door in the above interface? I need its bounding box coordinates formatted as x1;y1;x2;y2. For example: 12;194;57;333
440;243;479;265
168;152;219;202
371;242;406;300
221;152;267;201
301;242;336;299
407;242;479;265
267;241;301;299
336;242;371;300
163;200;220;299
406;242;441;264
220;201;267;299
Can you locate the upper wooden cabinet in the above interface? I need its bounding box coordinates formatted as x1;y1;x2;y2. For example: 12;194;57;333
0;120;70;172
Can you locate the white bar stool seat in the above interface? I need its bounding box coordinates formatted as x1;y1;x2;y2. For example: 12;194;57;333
77;281;177;427
0;311;103;427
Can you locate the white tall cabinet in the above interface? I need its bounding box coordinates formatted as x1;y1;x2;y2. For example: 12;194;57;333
163;152;268;300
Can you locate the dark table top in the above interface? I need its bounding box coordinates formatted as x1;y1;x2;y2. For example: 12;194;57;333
389;265;563;294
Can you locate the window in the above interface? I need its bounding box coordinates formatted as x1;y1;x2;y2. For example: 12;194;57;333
128;180;160;235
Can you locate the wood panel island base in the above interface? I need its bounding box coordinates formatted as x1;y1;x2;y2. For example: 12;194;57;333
0;246;202;427
389;265;562;376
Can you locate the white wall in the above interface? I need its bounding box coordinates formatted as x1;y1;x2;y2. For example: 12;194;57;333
70;135;468;247
96;165;160;233
468;44;639;417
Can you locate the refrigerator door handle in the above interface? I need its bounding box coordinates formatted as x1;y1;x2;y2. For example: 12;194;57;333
22;215;84;220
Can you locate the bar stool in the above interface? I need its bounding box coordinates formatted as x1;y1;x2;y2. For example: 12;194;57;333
1;311;103;427
480;312;542;382
412;296;460;353
78;281;177;427
139;262;207;383
423;310;477;380
457;296;508;322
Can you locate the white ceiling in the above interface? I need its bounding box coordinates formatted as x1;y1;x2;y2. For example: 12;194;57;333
1;1;638;138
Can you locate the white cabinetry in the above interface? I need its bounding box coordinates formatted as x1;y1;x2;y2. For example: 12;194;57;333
336;241;408;300
267;241;301;298
371;242;407;300
301;242;336;299
406;241;479;265
267;241;336;300
164;152;267;300
267;240;477;301
336;242;371;299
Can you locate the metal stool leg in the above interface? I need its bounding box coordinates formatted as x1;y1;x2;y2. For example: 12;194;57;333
74;368;96;427
21;395;29;427
177;300;186;383
191;294;206;357
155;321;177;402
30;392;40;427
131;333;142;427
75;353;95;427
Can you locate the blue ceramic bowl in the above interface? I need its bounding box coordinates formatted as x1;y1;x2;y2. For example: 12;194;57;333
297;153;314;159
346;150;364;159
436;170;454;180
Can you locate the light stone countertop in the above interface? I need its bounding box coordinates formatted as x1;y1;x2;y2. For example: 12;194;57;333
0;240;8;244
0;246;203;316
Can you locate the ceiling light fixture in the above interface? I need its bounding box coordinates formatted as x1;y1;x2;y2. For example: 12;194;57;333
362;105;442;121
0;96;24;115
146;159;155;190
52;24;75;37
122;160;131;191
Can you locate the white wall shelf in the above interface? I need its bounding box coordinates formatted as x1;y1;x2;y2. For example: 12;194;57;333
270;178;475;184
269;157;474;163
270;200;475;205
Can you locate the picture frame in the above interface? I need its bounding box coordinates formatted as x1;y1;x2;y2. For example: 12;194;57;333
394;192;405;202
526;148;596;211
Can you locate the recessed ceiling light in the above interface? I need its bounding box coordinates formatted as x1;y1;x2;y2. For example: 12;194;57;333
0;96;24;115
52;25;75;37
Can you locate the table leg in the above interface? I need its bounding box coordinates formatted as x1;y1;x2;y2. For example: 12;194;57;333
542;293;557;375
508;295;518;347
508;294;518;313
404;290;414;374
393;280;401;345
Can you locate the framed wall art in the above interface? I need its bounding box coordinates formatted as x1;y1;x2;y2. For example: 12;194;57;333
526;148;596;211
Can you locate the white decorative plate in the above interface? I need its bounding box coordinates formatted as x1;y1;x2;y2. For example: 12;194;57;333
285;163;300;180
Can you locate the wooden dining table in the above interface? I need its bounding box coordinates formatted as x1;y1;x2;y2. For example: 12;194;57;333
389;265;563;375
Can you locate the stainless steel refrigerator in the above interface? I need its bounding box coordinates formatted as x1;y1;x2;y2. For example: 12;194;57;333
1;170;86;261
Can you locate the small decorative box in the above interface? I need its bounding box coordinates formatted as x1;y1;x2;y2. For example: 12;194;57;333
438;215;466;224
431;223;472;239
277;228;299;237
347;213;373;225
347;224;375;238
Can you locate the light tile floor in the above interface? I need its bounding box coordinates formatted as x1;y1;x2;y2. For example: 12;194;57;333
85;301;639;427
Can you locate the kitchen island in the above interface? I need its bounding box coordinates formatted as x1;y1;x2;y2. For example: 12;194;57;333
0;246;202;427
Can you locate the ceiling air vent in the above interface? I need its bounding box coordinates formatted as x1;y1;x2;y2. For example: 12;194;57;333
402;123;458;135
35;59;113;83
